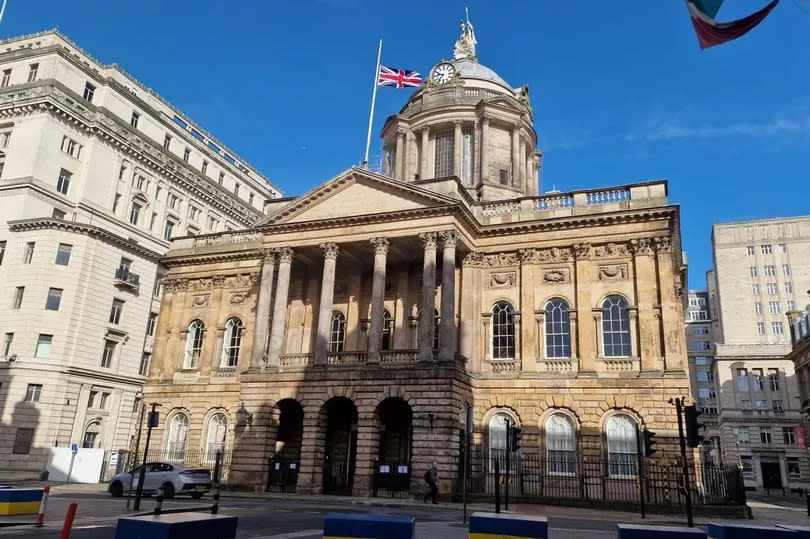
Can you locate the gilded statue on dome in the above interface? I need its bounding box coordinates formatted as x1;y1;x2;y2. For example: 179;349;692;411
454;17;477;61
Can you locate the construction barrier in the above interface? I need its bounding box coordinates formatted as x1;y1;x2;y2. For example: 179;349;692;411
707;523;799;538
468;512;548;539
114;512;238;539
778;526;810;539
323;514;414;539
617;523;707;538
0;488;43;516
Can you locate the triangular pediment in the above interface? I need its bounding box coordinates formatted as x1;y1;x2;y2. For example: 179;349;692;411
257;168;460;226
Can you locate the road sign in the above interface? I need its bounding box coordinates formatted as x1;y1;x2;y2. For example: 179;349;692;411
70;443;77;455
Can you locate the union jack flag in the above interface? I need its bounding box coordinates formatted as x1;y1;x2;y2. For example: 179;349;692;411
378;65;422;89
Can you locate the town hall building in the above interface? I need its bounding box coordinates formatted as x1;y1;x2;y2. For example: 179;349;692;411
142;22;691;498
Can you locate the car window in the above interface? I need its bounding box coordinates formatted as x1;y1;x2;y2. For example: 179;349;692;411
149;463;163;472
129;465;142;474
161;464;173;472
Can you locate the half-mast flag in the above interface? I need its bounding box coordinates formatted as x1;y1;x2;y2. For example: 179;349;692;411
687;0;779;49
378;66;422;88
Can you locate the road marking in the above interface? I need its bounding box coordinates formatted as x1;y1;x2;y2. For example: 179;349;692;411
251;530;322;539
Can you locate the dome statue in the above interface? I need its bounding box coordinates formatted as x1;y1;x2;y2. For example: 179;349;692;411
454;18;477;61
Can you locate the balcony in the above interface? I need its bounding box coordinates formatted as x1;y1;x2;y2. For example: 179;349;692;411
114;266;140;292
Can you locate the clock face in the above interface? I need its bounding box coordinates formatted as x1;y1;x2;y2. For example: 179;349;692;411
432;63;455;85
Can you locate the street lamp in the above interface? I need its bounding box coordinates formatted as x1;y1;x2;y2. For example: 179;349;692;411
235;403;253;427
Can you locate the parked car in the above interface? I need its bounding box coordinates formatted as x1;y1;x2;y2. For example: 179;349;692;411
108;462;211;499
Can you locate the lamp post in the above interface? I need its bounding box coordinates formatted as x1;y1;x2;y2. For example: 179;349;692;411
235;403;253;428
133;403;160;511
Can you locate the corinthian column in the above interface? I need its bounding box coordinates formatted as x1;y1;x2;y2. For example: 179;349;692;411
267;247;293;366
367;237;389;364
439;230;458;361
519;135;528;193
420;126;430;180
453;120;463;179
511;124;520;187
419;232;438;362
480;117;490;182
395;130;405;180
250;249;275;367
314;243;339;365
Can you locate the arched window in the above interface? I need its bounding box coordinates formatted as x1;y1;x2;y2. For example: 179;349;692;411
605;414;638;477
329;311;346;352
492;302;515;359
205;413;227;460
546;414;576;474
602;295;631;357
165;413;189;459
488;412;512;459
545;299;571;358
184;320;205;369
220;317;243;368
82;422;101;448
382;309;393;351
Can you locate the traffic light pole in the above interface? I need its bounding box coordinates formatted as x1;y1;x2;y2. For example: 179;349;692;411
133;403;159;511
675;398;694;527
635;424;646;519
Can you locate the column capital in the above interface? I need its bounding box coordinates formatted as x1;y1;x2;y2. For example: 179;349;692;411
276;247;294;264
480;115;491;126
260;248;276;263
654;236;673;254
573;243;592;261
440;230;458;249
419;232;439;250
370;237;390;255
511;122;520;131
396;128;407;138
630;238;654;257
453;119;464;128
319;242;339;260
421;125;431;135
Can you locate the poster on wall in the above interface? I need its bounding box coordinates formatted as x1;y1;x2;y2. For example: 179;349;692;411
795;427;806;449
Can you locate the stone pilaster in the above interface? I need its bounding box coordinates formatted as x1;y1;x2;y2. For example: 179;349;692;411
574;243;596;376
367;237;389;364
453;120;463;179
630;238;661;373
511;124;520;187
519;135;528;192
460;253;482;370
419;232;438;362
267;247;293;366
480;117;489;182
654;236;685;373
315;243;339;365
420;126;430;180
439;230;457;361
394;130;405;180
250;249;275;368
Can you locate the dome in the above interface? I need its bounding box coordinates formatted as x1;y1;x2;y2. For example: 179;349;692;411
452;59;511;89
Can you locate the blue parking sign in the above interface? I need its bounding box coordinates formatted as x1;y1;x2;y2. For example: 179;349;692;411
70;443;77;455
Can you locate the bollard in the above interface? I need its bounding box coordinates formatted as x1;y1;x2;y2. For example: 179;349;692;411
60;503;78;539
806;492;810;517
154;487;164;516
36;485;50;527
211;450;221;515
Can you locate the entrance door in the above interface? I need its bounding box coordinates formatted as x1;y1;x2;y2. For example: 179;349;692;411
322;397;358;495
760;461;783;490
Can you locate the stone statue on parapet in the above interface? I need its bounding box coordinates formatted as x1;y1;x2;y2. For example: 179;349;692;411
454;17;477;61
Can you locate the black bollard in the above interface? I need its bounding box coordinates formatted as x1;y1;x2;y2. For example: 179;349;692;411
154;487;164;516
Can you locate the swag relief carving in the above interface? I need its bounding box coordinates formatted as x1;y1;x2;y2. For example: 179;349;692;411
489;272;516;288
191;294;209;308
598;264;627;281
542;268;569;283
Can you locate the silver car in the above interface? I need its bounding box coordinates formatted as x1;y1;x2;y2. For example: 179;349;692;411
108;462;212;499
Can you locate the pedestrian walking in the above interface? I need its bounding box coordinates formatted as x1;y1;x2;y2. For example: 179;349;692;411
423;461;439;504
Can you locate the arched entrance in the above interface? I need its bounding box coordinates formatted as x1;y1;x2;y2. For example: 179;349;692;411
267;399;303;493
373;398;412;497
322;397;358;495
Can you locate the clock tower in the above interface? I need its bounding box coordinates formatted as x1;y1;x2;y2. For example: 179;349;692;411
381;18;541;202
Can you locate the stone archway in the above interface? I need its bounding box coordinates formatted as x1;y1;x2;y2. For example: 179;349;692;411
373;397;413;497
322;397;358;495
267;399;303;493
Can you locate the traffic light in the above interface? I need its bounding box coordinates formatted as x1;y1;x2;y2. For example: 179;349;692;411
684;404;705;448
509;428;522;452
643;429;657;458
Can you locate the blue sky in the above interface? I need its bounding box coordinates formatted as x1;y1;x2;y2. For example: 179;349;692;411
4;1;809;288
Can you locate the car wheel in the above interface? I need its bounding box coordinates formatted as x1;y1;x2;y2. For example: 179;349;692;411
109;481;123;498
161;482;175;499
189;492;204;500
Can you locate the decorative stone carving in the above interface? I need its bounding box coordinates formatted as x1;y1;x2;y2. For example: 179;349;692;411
520;247;573;264
599;264;628;281
654;236;672;254
489;272;515;288
261;249;276;263
440;230;458;248
320;242;340;260
454;18;478;61
471;252;519;268
593;242;630;259
542;268;569;283
573;243;592;260
462;252;485;267
229;293;247;305
191;294;209;308
163;278;189;292
277;247;294;264
629;238;654;256
370;237;389;255
419;232;438;250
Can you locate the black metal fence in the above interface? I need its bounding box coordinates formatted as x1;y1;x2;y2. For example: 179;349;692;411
372;460;411;499
460;452;746;508
267;456;299;493
117;448;233;481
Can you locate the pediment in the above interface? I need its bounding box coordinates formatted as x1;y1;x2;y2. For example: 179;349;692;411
257;168;459;226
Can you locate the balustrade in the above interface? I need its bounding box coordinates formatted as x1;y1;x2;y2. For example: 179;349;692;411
380;350;419;364
279;353;312;367
327;351;368;365
490;360;517;373
536;193;574;210
585;189;630;206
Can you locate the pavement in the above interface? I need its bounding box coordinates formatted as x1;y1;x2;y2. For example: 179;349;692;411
0;482;808;538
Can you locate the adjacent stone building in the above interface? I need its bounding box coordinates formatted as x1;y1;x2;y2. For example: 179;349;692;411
143;25;691;496
0;31;280;479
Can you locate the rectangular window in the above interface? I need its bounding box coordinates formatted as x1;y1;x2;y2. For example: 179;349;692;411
780;243;787;253
2;333;13;357
747;246;755;255
118;163;127;180
129;202;142;225
56;168;72;195
737;369;749;391
27;63;38;82
695;357;709;366
163;134;172;150
112;193;121;213
767;283;777;295
785;282;793;294
761;244;772;254
741;400;752;410
755;399;767;409
788;458;801;479
87;390;97;408
750;266;758;277
788;300;796;311
698;388;712;399
768;301;781;314
61;136;81;158
139;352;151;376
772;322;784;335
697;370;711;382
100;339;116;368
83;82;96;102
752;369;764;391
82;431;97;449
183;148;190;162
234;183;240;196
163;219;176;241
22;241;34;264
109;299;124;324
99;392;108;409
45;288;63;311
146;312;157;337
186;226;199;236
206;216;218;231
12;286;24;309
773;400;783;411
756;322;765;335
249;192;255;206
34;335;52;358
769;368;780;391
187;205;200;222
782;264;791;276
52;208;66;219
760;428;772;444
130;111;140;128
764;265;775;277
168;193;179;210
754;302;762;315
12;428;34;454
752;284;760;296
433;131;454;178
0;240;5;265
780;427;793;445
736;427;750;443
201;160;208;175
0;69;11;87
693;327;709;335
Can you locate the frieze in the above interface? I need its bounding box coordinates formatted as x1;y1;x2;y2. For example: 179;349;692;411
489;272;516;288
654;236;672;254
191;294;209;308
630;238;654;256
519;247;573;264
593;242;630;259
462;252;485;267
229;292;248;305
598;264;628;281
542;268;569;283
164;272;259;293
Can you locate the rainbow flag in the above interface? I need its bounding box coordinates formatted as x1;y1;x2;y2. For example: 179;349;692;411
687;0;779;49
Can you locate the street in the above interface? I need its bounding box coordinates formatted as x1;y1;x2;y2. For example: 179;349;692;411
2;489;807;539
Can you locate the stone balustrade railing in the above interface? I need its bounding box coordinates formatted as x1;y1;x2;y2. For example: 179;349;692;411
380;350;419;364
490;360;517;373
536;193;574;210
482;201;521;216
194;231;262;247
279;353;312;367
585;188;630;206
327;352;368;365
538;360;575;372
600;359;639;373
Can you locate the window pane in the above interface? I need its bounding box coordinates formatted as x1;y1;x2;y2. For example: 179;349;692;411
45;288;62;311
35;335;52;358
545;299;571;358
602;296;631;357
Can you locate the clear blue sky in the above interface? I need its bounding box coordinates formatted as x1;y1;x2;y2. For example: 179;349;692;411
5;1;809;288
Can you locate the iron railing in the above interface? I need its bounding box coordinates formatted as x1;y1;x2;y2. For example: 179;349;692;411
121;448;233;480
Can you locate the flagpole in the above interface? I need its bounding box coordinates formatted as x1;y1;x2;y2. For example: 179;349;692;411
363;39;382;169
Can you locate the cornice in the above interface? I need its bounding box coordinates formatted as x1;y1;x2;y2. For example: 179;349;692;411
162;248;266;268
8;218;163;261
0;81;264;225
65;365;145;387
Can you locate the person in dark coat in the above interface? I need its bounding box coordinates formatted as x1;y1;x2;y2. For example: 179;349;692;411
423;461;439;504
